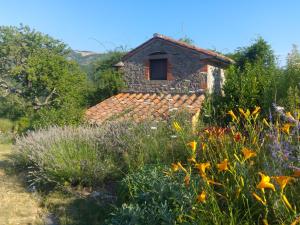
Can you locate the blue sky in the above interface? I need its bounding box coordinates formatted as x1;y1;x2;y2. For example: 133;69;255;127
1;0;299;64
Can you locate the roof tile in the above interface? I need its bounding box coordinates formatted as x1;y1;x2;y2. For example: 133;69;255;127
85;92;205;124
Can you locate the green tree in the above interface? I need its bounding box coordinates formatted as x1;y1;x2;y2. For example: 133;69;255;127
0;24;87;127
277;45;300;110
87;50;126;106
204;37;280;124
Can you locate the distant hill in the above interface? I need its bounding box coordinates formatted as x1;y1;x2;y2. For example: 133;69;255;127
68;50;118;76
68;50;108;65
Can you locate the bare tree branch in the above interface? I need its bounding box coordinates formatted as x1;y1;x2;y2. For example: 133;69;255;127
33;88;57;109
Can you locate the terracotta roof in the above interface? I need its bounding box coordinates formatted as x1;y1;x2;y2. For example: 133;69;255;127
122;33;234;64
85;92;205;124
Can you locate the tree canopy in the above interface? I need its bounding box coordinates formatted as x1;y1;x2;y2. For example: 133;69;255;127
0;24;87;127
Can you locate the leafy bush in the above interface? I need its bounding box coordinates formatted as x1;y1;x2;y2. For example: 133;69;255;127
109;107;300;224
108;165;198;225
14;113;194;187
0;118;14;133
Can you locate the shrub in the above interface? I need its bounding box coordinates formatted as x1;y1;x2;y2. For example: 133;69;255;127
109;107;300;224
14;113;194;188
0;118;14;133
108;165;198;225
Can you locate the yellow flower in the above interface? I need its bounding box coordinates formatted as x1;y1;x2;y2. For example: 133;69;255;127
187;141;197;154
184;174;190;186
217;159;229;172
239;108;250;119
282;123;292;135
282;194;293;210
228;110;238;121
262;118;271;128
242;147;257;161
172;162;188;174
197;190;206;203
257;172;275;191
286;112;295;120
252;192;267;205
291;216;300;225
251;106;261;116
273;176;295;190
187;157;196;164
195;162;210;177
171;163;179;172
173;122;182;132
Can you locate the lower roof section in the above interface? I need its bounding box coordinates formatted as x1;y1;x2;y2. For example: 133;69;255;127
85;92;205;124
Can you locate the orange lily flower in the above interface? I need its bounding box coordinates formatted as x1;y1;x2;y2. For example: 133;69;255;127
286;112;295;120
187;141;197;154
257;172;275;191
197;190;206;203
217;159;229;172
228;110;237;121
188;157;196;164
171;163;179;172
195;162;210;177
251;106;261;116
242;147;257;161
273;176;295;190
239;108;250;119
172;162;188;174
282;123;292;135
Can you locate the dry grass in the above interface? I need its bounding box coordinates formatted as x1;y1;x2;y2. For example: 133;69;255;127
0;144;43;225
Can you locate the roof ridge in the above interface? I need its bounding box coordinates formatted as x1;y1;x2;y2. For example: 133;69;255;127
122;33;234;64
154;34;234;63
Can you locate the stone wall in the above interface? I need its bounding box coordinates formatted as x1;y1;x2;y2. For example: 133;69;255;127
207;65;224;94
121;38;225;94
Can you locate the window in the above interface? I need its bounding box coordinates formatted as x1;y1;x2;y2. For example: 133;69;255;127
150;59;167;80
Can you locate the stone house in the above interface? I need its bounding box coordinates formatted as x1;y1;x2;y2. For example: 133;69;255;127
86;34;233;123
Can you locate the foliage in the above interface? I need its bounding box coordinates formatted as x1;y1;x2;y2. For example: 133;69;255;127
277;45;300;111
109;107;300;224
14;112;193;187
87;50;126;106
0;24;87;126
87;69;125;106
108;165;197;225
204;38;280;124
0;118;15;143
0;118;14;133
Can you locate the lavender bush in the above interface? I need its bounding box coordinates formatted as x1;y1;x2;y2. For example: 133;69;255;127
14;115;193;187
268;104;300;172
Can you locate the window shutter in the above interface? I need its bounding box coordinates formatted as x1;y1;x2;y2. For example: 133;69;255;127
144;60;150;80
167;60;174;80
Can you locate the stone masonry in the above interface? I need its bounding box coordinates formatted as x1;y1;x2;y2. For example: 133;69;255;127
118;34;231;94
